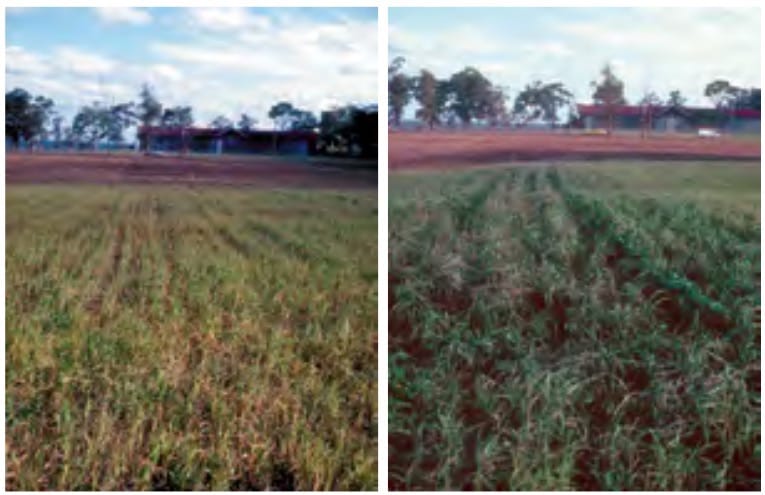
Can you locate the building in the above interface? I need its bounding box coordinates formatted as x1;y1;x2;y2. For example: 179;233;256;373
576;104;761;134
136;126;318;155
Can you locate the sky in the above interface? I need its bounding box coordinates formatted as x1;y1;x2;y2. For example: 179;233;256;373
390;7;761;115
6;7;378;131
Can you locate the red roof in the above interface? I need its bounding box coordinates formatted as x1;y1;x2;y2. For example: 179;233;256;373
577;104;760;119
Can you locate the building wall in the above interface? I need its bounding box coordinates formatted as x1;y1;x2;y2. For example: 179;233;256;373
141;131;315;155
653;115;695;133
723;118;760;134
584;114;642;130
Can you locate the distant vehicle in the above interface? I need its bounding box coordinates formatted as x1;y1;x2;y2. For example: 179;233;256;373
582;128;609;135
698;128;721;138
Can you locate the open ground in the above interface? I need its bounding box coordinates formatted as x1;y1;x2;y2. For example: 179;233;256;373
389;159;760;490
389;131;760;170
6;153;377;490
6;152;377;189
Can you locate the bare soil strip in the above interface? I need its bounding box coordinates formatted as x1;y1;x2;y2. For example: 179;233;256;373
390;131;760;169
6;152;377;189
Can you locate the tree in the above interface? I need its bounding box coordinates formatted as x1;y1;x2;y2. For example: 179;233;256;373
161;106;193;127
237;113;257;131
744;88;761;110
638;91;662;136
485;86;508;126
704;79;738;109
71;104;107;149
704;79;744;128
513;81;573;127
5;88;55;148
210;115;233;129
137;83;162;127
71;102;135;149
413;69;440;129
51;115;64;147
267;102;316;131
319;104;376;158
591;63;626;135
730;87;760;111
290;109;318;131
447;67;495;125
666;90;687;108
137;84;162;150
268;102;295;130
388;56;412;127
436;80;458;126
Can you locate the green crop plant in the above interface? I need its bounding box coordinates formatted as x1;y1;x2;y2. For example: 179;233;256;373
6;185;377;490
389;160;760;490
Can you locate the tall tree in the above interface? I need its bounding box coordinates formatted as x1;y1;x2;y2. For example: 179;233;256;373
71;102;135;149
319;104;376;158
704;79;738;109
744;88;761;110
267;102;316;131
137;83;162;127
447;67;495;125
388;56;412;127
666;90;687;108
237;113;257;131
106;103;136;144
5;88;55;148
638;91;662;136
210;115;234;129
638;91;661;106
161;106;193;127
290;109;318;131
413;69;440;129
71;104;107;149
137;83;162;151
590;63;626;134
513;81;573;127
704;79;743;127
51;114;64;147
486;86;508;126
268;102;295;130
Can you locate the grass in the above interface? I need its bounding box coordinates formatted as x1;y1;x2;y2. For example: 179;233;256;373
389;161;760;490
6;185;377;490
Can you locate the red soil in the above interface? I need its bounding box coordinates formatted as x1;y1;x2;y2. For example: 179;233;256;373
6;152;377;189
389;130;760;169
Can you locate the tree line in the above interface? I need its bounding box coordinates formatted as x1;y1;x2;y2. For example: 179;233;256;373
5;84;324;149
389;58;761;130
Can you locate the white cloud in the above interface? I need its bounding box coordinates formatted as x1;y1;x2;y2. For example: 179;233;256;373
149;64;183;82
54;46;116;75
93;7;152;25
6;9;377;132
6;7;37;15
187;8;270;31
390;7;760;107
5;45;51;76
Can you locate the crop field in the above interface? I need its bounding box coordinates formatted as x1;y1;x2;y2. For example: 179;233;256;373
389;161;760;490
6;185;377;490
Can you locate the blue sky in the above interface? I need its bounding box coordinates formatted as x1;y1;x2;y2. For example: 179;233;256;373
390;7;760;111
6;7;377;128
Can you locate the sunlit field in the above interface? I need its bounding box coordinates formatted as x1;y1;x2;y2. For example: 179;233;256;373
6;186;377;490
389;161;759;490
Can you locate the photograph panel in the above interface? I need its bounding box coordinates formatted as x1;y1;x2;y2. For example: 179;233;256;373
6;6;378;491
388;7;760;491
